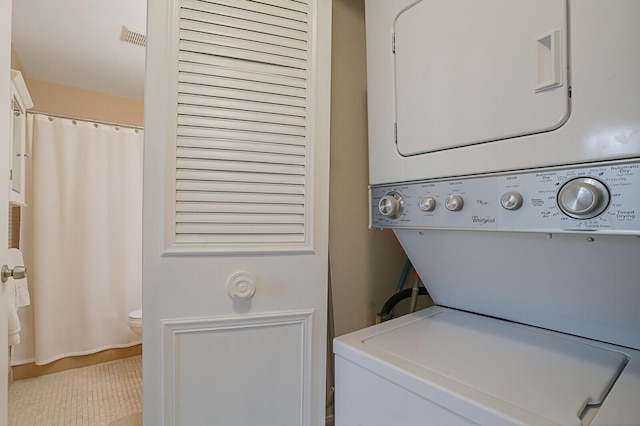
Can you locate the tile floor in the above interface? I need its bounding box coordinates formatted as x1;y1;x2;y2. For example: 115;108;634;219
8;355;142;426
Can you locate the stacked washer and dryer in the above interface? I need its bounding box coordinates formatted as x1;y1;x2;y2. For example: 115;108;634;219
334;1;640;425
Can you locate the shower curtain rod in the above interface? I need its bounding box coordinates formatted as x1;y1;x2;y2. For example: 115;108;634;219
28;111;144;131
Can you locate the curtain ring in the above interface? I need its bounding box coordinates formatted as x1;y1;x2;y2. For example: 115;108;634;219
48;116;53;122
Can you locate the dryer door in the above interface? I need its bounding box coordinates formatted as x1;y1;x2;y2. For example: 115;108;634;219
394;0;569;156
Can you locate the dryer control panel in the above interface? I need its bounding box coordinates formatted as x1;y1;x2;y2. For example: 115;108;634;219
370;160;640;234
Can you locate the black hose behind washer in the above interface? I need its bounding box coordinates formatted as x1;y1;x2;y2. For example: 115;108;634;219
378;287;430;322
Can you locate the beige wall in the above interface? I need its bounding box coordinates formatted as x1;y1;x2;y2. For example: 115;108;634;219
11;44;143;126
25;79;143;126
330;0;408;337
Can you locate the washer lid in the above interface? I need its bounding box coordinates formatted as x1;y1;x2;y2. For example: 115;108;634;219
358;309;627;425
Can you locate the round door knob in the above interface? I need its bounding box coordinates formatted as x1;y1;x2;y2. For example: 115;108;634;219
501;192;523;211
1;265;26;283
557;177;610;219
419;197;436;212
445;195;464;211
227;272;257;300
378;192;404;219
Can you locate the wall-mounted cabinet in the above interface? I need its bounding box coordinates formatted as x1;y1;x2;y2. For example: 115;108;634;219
9;70;33;206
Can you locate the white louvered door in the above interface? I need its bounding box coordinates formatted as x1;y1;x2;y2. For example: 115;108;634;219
144;0;331;424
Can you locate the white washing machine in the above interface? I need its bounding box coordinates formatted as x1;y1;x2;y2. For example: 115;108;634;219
336;305;640;425
334;0;640;425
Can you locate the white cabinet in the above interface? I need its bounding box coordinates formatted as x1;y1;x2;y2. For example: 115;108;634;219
9;70;32;206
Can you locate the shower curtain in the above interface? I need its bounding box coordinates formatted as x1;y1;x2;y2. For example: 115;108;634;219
24;114;143;365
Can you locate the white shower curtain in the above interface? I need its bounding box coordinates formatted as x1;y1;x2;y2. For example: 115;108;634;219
25;114;143;365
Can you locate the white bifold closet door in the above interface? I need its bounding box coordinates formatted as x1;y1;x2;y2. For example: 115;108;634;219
143;0;332;425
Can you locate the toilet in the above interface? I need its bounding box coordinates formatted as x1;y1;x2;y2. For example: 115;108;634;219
127;309;142;337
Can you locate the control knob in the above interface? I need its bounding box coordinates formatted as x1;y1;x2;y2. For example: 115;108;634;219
445;195;464;211
501;192;523;211
419;197;436;212
557;177;610;219
378;192;405;219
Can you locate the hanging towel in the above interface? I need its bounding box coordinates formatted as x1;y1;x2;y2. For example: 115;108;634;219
8;302;20;346
9;248;30;308
7;248;30;346
16;275;31;308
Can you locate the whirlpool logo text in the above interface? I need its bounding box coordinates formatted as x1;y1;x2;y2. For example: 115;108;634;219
471;216;496;224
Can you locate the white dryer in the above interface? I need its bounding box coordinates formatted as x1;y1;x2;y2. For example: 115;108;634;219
334;0;640;424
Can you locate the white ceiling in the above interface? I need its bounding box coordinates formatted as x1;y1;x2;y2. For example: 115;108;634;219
11;0;147;100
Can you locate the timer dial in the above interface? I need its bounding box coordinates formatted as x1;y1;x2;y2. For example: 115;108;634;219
557;177;610;219
378;192;405;218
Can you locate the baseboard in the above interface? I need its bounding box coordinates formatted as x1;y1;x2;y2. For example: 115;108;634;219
11;344;142;380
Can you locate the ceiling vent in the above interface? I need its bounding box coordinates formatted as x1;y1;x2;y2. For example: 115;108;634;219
120;26;146;47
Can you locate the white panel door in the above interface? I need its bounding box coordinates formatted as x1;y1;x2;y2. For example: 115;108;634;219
394;0;569;156
144;0;332;425
0;0;12;423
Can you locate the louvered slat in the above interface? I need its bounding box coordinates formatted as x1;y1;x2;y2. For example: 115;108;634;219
252;0;309;14
176;202;304;214
176;223;304;234
176;170;305;186
175;0;310;249
176;212;304;223
181;29;307;61
176;181;304;195
180;17;307;51
177;158;304;175
176;138;307;156
181;0;308;32
179;62;306;89
178;94;306;118
178;70;307;98
198;0;308;22
176;147;305;165
175;233;304;244
177;127;306;146
180;40;306;70
176;192;304;204
178;83;306;108
177;116;305;137
179;52;307;80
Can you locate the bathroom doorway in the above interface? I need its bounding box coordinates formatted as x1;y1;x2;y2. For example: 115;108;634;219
9;0;146;423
